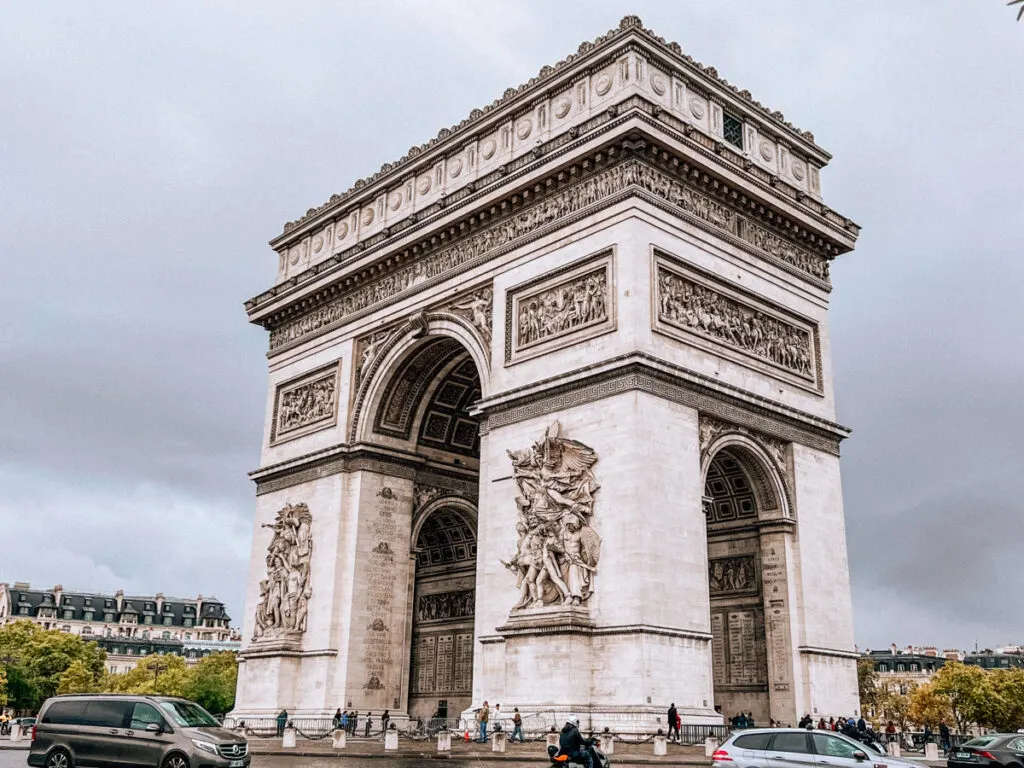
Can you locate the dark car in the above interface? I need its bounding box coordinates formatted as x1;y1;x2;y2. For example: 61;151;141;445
948;734;1024;768
28;693;249;768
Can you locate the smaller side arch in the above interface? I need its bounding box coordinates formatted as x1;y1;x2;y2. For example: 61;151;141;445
701;432;793;520
411;495;478;549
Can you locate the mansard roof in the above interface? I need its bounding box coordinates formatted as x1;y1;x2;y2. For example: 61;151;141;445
2;584;230;626
272;15;837;245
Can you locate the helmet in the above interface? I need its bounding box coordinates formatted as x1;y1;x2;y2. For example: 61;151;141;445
567;714;580;727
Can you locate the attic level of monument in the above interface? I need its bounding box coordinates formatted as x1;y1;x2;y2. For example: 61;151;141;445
272;16;837;248
249;134;856;355
251;17;861;321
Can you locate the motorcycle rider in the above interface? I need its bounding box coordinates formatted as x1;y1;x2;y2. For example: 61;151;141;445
558;714;595;768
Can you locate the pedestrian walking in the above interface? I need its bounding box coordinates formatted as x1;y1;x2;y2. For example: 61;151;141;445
667;703;679;742
350;711;359;737
340;711;349;733
511;708;524;743
365;713;373;738
477;700;490;743
333;708;342;729
276;709;288;737
940;721;951;755
381;709;390;737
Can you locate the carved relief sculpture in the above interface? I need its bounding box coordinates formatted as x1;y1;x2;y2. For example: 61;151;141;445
501;421;602;610
416;589;476;622
657;264;815;380
447;287;493;344
518;269;606;348
271;364;339;443
253;503;313;642
708;555;758;597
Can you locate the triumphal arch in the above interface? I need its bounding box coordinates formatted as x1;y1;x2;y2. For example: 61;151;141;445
233;17;861;729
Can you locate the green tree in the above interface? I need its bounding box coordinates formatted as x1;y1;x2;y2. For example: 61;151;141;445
184;652;238;715
109;655;189;698
932;662;990;734
908;682;952;728
0;621;106;711
983;669;1024;732
878;684;912;732
57;659;100;695
858;659;881;716
0;666;7;707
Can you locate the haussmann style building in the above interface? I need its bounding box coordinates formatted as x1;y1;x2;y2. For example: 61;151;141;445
232;16;862;730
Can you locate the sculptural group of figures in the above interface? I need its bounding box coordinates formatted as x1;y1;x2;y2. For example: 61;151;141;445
658;269;813;376
253;503;313;641
518;271;607;347
503;421;602;610
709;556;757;596
278;378;336;432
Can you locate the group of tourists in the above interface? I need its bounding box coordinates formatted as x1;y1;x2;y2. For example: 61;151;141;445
472;701;526;743
325;707;391;738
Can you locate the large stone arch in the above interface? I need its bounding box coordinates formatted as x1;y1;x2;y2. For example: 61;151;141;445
700;430;793;522
350;312;491;445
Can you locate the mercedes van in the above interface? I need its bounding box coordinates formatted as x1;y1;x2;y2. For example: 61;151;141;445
28;694;249;768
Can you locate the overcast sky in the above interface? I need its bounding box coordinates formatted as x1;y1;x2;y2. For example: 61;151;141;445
1;1;1021;653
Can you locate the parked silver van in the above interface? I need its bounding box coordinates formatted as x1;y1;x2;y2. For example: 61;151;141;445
28;694;249;768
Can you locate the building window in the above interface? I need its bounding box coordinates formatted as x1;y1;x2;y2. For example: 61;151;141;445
162;631;171;640
723;112;744;150
144;616;153;625
61;624;71;632
104;613;114;622
184;618;193;628
878;663;887;672
163;616;172;626
910;663;918;672
19;607;29;615
63;610;74;620
82;627;93;635
897;664;905;672
84;598;92;606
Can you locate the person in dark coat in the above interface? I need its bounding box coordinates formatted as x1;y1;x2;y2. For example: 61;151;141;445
276;709;288;737
558;716;594;768
940;721;951;755
667;703;679;742
333;708;342;729
381;709;390;737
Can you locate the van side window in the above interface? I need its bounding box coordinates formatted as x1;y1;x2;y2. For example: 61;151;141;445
130;703;165;731
42;700;87;725
83;700;131;728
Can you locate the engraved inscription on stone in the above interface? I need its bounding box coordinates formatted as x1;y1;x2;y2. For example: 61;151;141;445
709;555;758;597
711;612;727;679
727;610;760;686
435;634;454;692
453;632;473;692
657;263;815;380
361;486;401;695
271;364;339;443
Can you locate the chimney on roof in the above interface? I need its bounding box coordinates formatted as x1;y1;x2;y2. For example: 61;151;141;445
156;593;164;614
115;589;124;612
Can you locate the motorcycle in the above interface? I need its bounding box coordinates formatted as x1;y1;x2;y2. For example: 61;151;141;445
547;740;612;768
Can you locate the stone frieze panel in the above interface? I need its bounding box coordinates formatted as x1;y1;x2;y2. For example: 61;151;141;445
270;361;341;444
416;589;475;624
708;555;760;598
267;159;829;354
653;252;822;392
505;251;615;365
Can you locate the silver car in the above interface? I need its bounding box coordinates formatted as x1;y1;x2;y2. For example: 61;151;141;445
713;728;923;768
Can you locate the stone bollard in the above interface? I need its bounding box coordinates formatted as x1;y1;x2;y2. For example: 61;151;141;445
546;732;560;749
925;743;939;760
437;730;452;752
282;726;297;749
385;728;399;751
599;733;615;755
10;725;22;743
706;735;721;756
654;734;668;756
887;742;902;758
332;728;346;749
492;730;507;752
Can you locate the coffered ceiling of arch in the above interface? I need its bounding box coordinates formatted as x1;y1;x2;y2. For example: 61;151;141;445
704;449;758;526
373;337;481;457
416;507;477;570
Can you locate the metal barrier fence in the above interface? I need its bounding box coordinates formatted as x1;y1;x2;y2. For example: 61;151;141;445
220;714;728;745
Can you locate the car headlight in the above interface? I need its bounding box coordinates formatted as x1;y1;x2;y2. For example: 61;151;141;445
191;739;218;755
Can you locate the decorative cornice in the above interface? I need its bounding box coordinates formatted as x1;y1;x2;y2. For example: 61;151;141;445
275;15;829;242
251;107;857;323
256;142;850;358
473;352;849;456
798;646;860;660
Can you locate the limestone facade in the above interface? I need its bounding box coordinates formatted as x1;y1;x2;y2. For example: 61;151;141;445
232;16;861;730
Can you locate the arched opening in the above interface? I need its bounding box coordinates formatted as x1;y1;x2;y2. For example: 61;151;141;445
703;445;777;724
365;331;482;721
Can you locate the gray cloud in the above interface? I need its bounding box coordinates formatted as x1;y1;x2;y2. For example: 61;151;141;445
1;1;1021;651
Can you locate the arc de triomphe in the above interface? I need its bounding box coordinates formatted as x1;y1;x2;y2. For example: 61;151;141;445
232;17;861;730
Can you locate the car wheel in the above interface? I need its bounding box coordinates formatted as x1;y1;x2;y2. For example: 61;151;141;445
46;749;73;768
162;754;190;768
